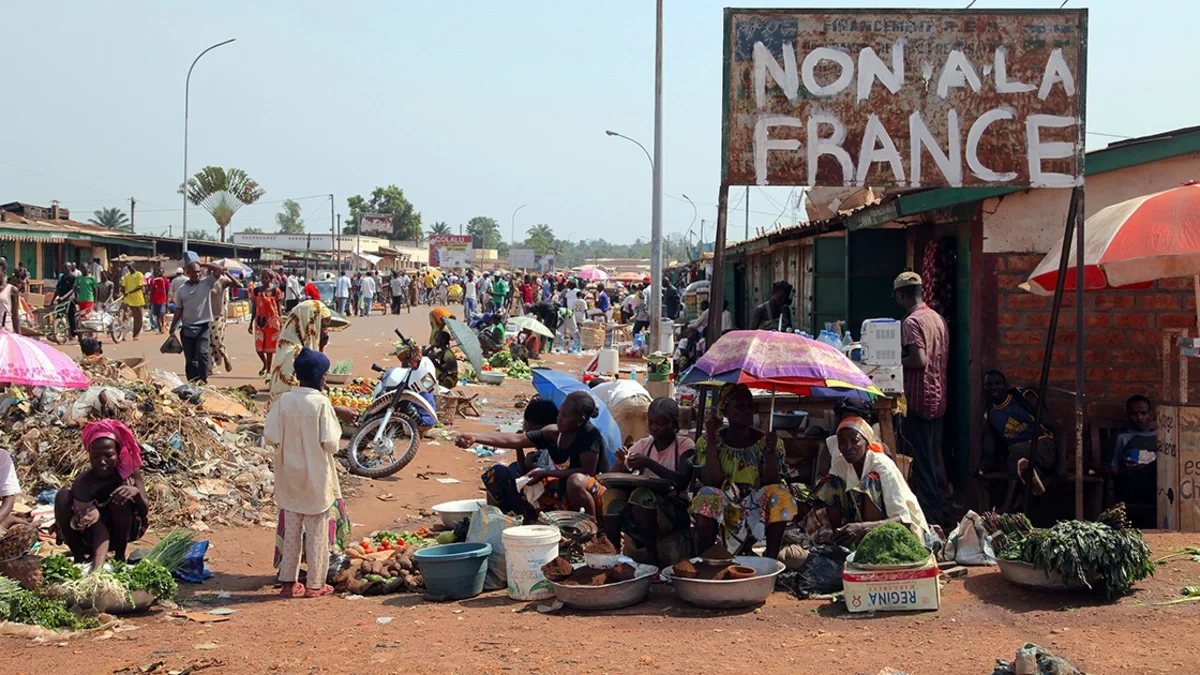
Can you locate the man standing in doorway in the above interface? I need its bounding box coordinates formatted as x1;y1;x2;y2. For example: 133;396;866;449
334;270;351;315
750;280;794;332
894;271;949;527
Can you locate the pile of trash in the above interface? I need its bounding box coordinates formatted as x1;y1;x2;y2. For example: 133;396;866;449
1;367;278;530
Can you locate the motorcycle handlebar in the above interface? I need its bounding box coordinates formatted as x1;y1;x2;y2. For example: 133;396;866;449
394;329;407;341
371;363;385;373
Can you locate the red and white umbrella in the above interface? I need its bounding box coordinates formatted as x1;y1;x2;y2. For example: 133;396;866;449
0;331;90;388
575;266;609;282
1027;180;1200;295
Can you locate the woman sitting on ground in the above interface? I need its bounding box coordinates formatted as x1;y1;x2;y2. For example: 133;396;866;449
692;384;796;560
460;391;607;518
54;420;149;565
808;416;933;547
601;398;694;566
424;330;459;390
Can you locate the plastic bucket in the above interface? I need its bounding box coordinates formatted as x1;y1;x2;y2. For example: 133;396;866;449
502;525;561;601
413;542;492;600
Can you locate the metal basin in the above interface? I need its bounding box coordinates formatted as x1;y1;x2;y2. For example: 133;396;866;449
996;559;1097;591
549;559;658;611
73;588;156;614
663;556;784;609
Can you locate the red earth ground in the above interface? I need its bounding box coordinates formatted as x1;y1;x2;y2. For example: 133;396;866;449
4;309;1199;674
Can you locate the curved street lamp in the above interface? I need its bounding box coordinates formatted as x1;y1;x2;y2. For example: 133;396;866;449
182;38;236;252
605;130;653;170
511;203;527;246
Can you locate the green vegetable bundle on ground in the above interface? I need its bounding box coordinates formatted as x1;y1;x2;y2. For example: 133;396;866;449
489;350;513;368
506;360;533;380
991;505;1154;599
40;554;82;585
0;576;98;631
854;522;929;565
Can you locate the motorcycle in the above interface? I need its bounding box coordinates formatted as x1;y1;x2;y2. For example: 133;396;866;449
343;330;439;478
76;299;129;344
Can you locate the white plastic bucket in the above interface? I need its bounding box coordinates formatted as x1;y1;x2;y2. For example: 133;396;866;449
659;319;675;353
502;525;561;600
597;347;620;374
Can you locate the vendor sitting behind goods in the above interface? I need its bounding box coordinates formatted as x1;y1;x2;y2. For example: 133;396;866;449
423;330;459;390
982;370;1064;513
478;398;559;522
809;416;933;548
461;391;607;519
602;398;694;566
693;384;797;559
54;420;149;565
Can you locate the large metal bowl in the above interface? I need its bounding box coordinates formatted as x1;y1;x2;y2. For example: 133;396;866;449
996;559;1097;591
663;556;784;609
73;588;156;614
549;559;658;611
430;498;486;528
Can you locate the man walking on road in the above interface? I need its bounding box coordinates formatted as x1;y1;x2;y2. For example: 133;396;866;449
283;270;302;314
463;271;478;321
894;271;949;527
390;271;408;314
359;271;376;316
170;259;227;384
334;270;351;315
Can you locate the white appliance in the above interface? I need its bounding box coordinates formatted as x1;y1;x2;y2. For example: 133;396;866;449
860;318;902;366
860;364;903;394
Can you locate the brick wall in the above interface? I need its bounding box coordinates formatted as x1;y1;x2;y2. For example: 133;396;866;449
980;252;1199;414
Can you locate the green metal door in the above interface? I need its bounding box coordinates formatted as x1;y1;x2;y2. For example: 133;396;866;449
811;236;846;335
847;228;907;336
19;242;38;279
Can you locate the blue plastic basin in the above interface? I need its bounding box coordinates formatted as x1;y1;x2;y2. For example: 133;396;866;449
413;542;492;600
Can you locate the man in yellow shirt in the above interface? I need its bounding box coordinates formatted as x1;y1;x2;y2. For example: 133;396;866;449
423;269;436;305
117;263;146;339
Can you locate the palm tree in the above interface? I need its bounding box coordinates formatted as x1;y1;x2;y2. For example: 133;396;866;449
428;221;452;236
88;207;132;232
181;166;265;242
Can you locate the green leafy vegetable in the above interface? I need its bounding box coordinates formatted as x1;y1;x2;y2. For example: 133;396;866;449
331;359;354;375
41;554;82;584
0;583;99;631
506;360;533;380
144;528;197;573
854;521;929;565
128;560;178;602
489;350;513;368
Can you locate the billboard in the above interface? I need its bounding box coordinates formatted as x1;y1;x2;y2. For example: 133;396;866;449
428;235;473;269
359;213;392;236
723;8;1086;188
509;248;535;269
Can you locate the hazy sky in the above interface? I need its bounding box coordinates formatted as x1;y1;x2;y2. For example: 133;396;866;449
4;1;1198;245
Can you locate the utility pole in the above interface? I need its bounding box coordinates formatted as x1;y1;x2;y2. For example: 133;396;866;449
336;214;342;272
330;194;336;274
744;186;749;241
648;0;665;352
129;198;136;233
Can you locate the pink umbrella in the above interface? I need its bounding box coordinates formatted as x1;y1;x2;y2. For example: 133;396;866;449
0;332;90;388
576;267;609;282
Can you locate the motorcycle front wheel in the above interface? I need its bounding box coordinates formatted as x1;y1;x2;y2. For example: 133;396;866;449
346;410;420;478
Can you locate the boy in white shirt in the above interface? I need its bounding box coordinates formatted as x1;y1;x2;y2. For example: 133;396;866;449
265;347;345;598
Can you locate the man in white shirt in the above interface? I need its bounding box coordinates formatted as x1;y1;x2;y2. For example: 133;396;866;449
359;272;376;316
463;272;478;320
389;272;408;314
333;271;351;315
283;270;302;313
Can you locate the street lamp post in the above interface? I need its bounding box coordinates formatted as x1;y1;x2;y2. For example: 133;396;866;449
605;130;653;170
511;204;527;246
182;38;235;253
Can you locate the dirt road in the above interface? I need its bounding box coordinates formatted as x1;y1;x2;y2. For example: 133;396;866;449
10;311;1200;674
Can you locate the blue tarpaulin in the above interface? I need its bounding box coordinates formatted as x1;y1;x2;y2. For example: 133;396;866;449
531;368;620;471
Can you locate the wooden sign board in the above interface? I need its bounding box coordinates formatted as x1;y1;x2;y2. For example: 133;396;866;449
1178;406;1200;532
1157;404;1178;530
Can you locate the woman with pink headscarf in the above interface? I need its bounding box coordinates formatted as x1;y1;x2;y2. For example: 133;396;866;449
53;419;149;565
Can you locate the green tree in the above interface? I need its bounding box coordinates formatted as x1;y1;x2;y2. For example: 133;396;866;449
188;229;216;242
466;216;501;249
240;227;264;234
181;166;265;242
88;207;132;232
524;223;555;255
428;221;452;236
344;185;422;240
274;199;305;234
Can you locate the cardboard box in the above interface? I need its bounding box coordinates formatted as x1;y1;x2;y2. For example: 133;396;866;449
842;555;941;613
860;363;903;394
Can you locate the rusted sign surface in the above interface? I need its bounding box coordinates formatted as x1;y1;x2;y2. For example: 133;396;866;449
722;9;1087;188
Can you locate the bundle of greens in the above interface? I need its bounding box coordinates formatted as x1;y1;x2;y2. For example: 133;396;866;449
143;528;196;573
40;554;82;584
489;350;513;368
854;522;930;565
0;576;99;631
331;359;354;375
506;360;533;380
991;508;1154;599
61;560;178;607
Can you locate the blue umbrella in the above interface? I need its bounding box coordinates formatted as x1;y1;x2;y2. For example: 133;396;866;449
531;368;620;471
